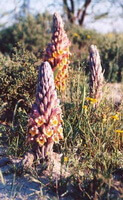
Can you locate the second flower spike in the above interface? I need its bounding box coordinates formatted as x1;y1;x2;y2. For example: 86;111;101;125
44;12;71;91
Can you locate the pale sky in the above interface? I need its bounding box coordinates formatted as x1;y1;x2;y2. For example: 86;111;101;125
0;0;123;33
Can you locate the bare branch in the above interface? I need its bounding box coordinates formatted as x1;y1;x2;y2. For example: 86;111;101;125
63;0;75;23
78;0;92;25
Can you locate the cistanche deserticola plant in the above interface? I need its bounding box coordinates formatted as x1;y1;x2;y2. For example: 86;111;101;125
28;61;63;159
44;12;71;91
89;45;104;106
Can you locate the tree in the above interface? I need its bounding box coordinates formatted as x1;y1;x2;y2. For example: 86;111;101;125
63;0;92;26
62;0;123;27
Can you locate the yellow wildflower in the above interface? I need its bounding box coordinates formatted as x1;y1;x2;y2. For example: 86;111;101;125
107;33;113;38
115;130;123;133
83;105;88;110
102;114;107;123
64;156;69;162
86;97;98;104
111;115;119;121
87;35;91;39
73;33;79;38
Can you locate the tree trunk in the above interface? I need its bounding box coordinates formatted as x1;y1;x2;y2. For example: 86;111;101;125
63;0;75;23
63;0;92;26
78;0;92;26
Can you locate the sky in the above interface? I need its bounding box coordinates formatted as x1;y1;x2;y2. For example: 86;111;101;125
0;0;123;33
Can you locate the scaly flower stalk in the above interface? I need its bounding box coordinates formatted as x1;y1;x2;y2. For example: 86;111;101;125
44;12;71;91
89;45;104;106
28;61;63;158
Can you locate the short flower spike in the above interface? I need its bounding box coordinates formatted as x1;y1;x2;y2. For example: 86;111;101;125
44;12;71;91
28;61;63;157
89;45;104;106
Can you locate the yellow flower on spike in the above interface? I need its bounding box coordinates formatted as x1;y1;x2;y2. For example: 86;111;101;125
53;51;59;58
59;114;63;123
50;117;59;126
62;57;68;65
52;134;59;143
60;70;67;78
61;82;65;91
35;116;45;127
44;128;53;138
48;58;54;63
57;49;64;55
29;126;39;136
36;136;46;146
57;125;64;139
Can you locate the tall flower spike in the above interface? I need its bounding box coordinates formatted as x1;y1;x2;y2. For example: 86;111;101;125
28;62;63;158
89;45;104;106
44;12;71;91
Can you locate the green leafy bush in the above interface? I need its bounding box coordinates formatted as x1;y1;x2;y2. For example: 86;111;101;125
0;44;38;121
0;13;51;55
0;14;123;82
66;24;123;82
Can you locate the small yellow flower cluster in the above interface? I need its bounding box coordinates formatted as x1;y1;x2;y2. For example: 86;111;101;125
28;115;63;147
83;105;88;110
87;35;91;39
101;112;121;123
107;33;113;38
115;130;123;133
64;156;69;162
73;33;80;38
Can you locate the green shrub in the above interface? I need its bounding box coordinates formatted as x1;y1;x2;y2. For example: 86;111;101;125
0;13;51;55
66;24;123;82
0;44;38;122
0;15;123;82
100;34;123;82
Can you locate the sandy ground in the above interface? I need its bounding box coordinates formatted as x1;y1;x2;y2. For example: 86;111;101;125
103;83;123;105
0;148;73;200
